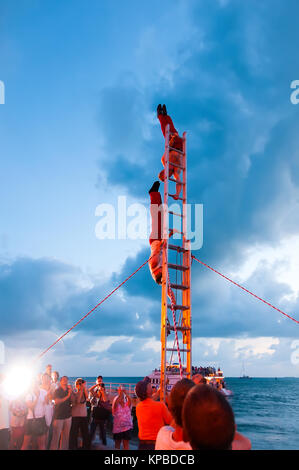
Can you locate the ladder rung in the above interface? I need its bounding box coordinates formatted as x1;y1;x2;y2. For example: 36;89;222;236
168;211;183;218
167;161;184;170
168;304;190;311
168;263;189;271
168;326;191;332
170;283;189;290
168;244;188;253
166;348;190;353
169;178;185;185
168;146;184;156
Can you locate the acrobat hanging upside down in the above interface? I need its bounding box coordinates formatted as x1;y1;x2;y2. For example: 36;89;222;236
148;180;176;285
157;104;183;200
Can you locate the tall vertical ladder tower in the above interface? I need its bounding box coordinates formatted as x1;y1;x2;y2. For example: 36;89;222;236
160;124;192;401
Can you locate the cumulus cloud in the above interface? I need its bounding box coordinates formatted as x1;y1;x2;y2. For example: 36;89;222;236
0;256;159;341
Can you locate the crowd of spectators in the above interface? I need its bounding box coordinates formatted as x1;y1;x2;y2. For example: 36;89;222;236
0;365;131;450
0;364;251;451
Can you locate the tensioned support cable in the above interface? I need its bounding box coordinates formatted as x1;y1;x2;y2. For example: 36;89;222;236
191;255;299;325
37;256;152;360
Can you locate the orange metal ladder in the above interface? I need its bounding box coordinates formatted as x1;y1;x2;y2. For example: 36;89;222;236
160;124;192;401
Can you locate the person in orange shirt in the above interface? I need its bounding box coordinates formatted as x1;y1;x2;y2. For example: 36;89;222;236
157;104;183;200
135;379;172;450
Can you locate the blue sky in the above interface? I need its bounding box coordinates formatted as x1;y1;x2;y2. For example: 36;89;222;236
1;0;299;377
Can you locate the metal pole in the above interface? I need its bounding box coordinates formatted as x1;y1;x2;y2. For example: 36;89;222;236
160;124;170;402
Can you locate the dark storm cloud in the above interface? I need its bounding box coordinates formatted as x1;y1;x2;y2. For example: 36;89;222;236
3;0;299;367
95;0;299;341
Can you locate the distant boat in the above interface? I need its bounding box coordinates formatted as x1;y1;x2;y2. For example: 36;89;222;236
148;363;234;396
239;361;251;379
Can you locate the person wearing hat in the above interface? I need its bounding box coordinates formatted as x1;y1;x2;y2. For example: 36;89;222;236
135;379;172;450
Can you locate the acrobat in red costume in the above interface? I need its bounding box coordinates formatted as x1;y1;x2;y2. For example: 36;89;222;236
148;181;176;285
157;104;183;200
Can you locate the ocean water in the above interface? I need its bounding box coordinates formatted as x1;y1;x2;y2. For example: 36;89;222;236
225;377;299;450
75;376;299;450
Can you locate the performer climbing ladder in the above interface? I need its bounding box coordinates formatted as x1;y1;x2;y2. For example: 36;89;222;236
156;104;192;401
148;181;179;286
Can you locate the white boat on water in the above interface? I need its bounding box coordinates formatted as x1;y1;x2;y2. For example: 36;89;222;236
148;363;233;397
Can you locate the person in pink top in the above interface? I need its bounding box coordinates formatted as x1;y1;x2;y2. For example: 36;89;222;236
112;386;133;450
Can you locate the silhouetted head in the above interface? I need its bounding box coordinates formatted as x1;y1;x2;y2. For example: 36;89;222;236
182;384;235;450
135;380;151;401
169;378;195;427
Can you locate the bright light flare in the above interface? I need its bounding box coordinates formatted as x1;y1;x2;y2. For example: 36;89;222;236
2;363;35;400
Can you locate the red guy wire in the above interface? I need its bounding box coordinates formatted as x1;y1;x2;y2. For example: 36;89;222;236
191;255;299;325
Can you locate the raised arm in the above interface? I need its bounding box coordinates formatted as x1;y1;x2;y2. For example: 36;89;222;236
54;385;72;405
88;384;98;396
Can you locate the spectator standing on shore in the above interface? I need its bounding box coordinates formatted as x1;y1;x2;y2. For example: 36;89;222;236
182;384;251;450
45;365;52;380
135;379;172;450
89;377;110;447
51;371;60;391
21;380;48;450
47;371;59;449
182;385;235;450
112;386;133;450
69;378;90;450
155;378;194;450
50;376;72;450
40;373;54;449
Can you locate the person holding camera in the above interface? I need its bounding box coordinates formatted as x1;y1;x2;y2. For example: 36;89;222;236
89;376;110;447
112;385;133;450
69;378;89;450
